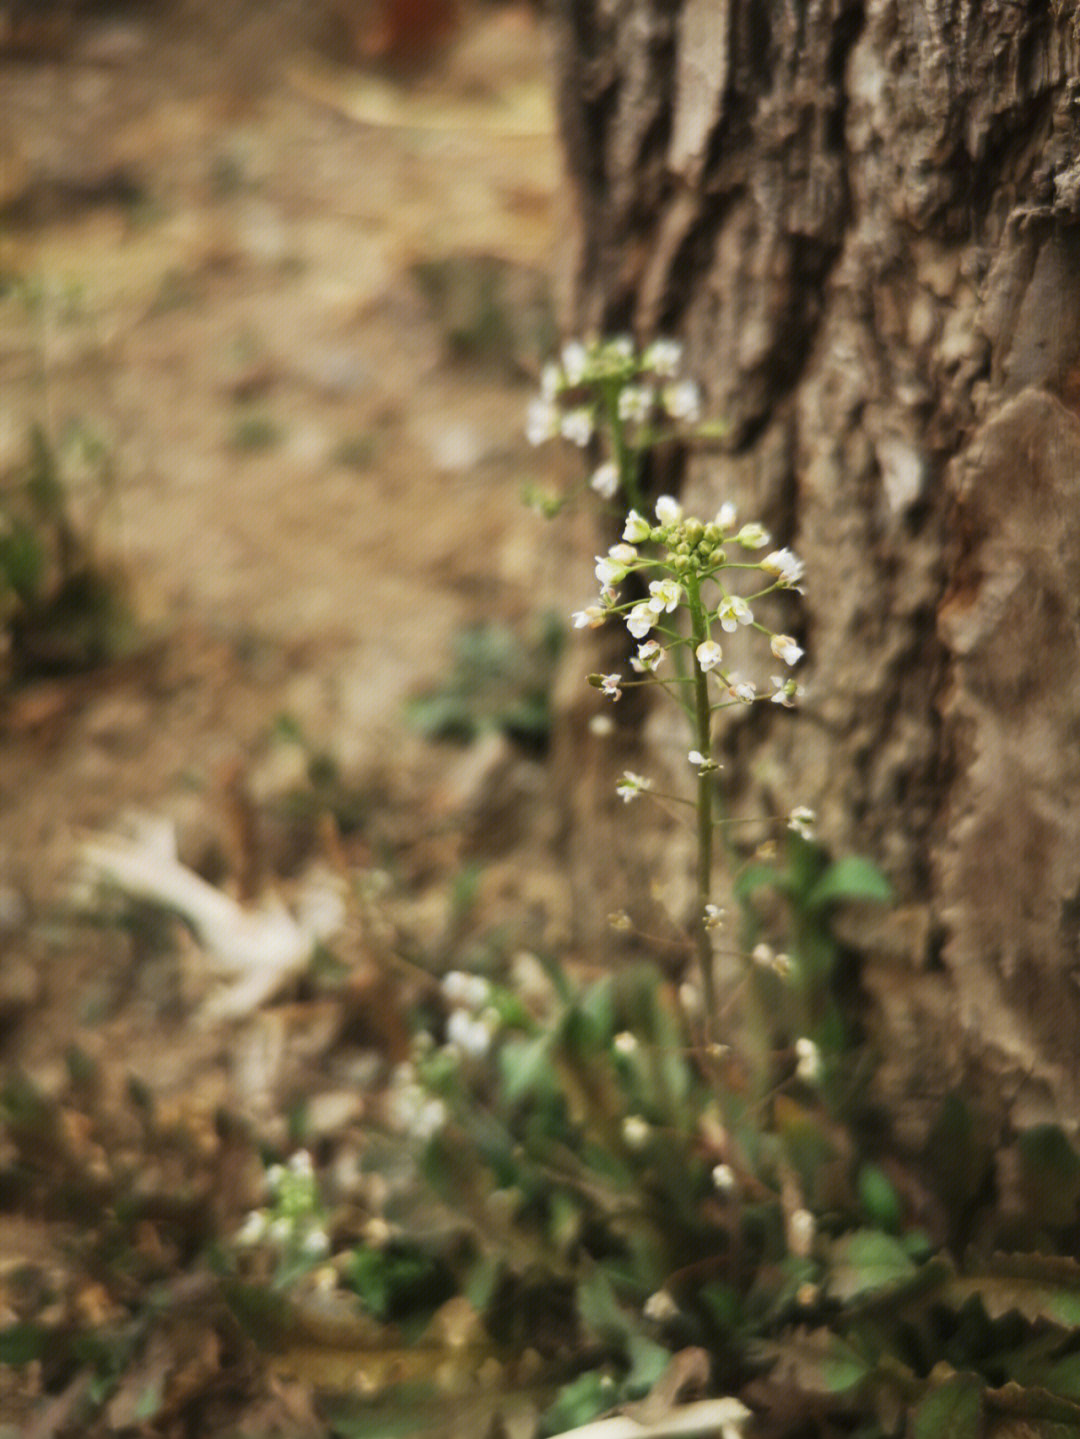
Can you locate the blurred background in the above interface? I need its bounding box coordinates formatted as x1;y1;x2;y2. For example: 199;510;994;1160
0;6;608;1429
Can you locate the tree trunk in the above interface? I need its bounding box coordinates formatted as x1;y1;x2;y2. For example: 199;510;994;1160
547;0;1080;1131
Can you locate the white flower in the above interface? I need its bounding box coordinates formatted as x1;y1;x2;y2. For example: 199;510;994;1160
609;542;638;564
589;713;614;736
441;970;470;1004
447;1007;493;1058
644;338;682;377
526;396;559;445
736;521;771;549
689;750;721;772
268;1217;293;1245
618;383;655;423
622;509;651;543
663;379;702;423
614;1030;639;1055
616;771;652;803
288;1150;314;1178
655;494;683;525
595;554;629;586
265;1165;285;1194
787;1206;816;1257
728;675;756;703
442;971;490;1009
761;547;805;588
712;1163;735;1194
695;639;723;672
572;605;606;629
771;675;802;706
647;577;683;613
600;673;623;700
301;1227;331;1258
714;501;737;530
704;903;725;930
589;461;619;499
236;1210;269;1246
770;633;804;666
632;639;663;673
751;943;774;967
622;1115;652;1149
560;407;595;447
788;805;816;840
717;594;753;632
387;1068;448;1140
795;1036;822;1083
605;335;634;362
626;603;656;639
561;339;588;384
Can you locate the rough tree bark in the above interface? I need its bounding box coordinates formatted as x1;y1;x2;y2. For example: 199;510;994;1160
547;0;1080;1132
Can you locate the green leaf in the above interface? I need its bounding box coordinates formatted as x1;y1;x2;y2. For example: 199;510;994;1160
577;1266;630;1346
758;1327;871;1395
911;1373;984;1439
945;1255;1080;1327
806;856;892;909
858;1163;904;1234
1037;1355;1080;1404
829;1229;917;1302
0;1321;53;1366
734;863;789;900
984;1381;1080;1439
625;1333;674;1397
500;1032;557;1105
0;523;46;603
541;1371;615;1435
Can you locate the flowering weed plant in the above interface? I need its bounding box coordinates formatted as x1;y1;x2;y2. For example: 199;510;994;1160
531;335;810;1046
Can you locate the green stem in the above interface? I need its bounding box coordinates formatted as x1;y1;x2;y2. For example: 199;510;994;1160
685;572;717;1038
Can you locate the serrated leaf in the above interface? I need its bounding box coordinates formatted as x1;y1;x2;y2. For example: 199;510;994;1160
985;1381;1080;1439
911;1373;984;1439
806;856;892;909
1035;1356;1080;1404
946;1256;1080;1327
829;1229;917;1302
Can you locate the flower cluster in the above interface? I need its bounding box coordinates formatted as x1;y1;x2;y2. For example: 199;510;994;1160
526;336;708;504
441;968;501;1059
578;493;806;726
234;1150;330;1261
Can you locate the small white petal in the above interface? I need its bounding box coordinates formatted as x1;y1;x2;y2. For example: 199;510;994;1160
655;494;683;525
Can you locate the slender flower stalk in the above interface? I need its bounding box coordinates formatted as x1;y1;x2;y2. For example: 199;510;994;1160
686;569;718;1028
531;334;809;1045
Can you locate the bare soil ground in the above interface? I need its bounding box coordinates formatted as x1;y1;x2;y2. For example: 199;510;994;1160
0;4;601;1431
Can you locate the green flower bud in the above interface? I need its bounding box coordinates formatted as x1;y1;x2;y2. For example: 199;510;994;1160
684;518;704;546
